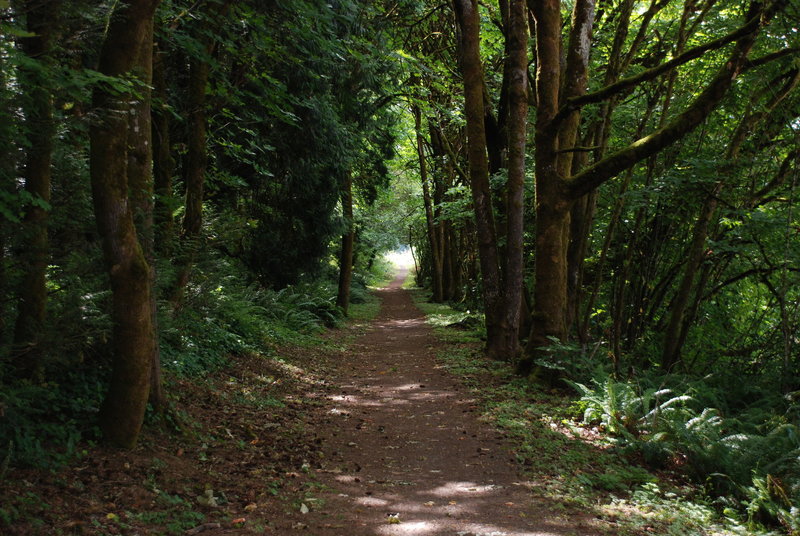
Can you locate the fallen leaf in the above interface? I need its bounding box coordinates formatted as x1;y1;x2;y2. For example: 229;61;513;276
244;503;258;512
424;501;435;507
300;503;310;514
449;501;457;505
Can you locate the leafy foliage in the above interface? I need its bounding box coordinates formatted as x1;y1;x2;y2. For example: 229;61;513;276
569;372;800;530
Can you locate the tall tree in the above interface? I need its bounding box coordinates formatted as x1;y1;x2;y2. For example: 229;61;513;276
519;0;774;373
170;0;232;307
336;171;356;315
413;104;445;303
498;0;529;359
453;0;528;361
12;0;59;378
661;68;800;370
90;0;161;448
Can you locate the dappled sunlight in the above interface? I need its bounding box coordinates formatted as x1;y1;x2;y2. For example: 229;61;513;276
376;520;433;534
298;264;604;535
384;318;426;327
357;496;392;508
423;482;503;496
323;474;571;536
326;385;455;409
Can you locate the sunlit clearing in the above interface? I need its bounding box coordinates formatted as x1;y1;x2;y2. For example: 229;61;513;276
385;247;415;269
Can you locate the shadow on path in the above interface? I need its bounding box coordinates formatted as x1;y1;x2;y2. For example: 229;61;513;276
286;270;594;535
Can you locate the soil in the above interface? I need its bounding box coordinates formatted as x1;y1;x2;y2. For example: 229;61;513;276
2;270;599;535
269;270;595;536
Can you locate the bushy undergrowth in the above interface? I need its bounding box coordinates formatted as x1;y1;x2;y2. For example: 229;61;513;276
569;373;800;532
0;250;358;470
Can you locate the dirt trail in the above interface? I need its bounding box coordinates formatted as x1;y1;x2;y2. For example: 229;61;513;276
278;271;585;536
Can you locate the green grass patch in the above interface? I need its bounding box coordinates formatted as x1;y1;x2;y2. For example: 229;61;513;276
127;491;206;535
348;291;382;322
408;288;484;344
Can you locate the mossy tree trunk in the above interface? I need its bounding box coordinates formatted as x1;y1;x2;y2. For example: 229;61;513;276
90;0;161;448
453;0;504;359
497;0;529;361
454;0;529;362
127;14;164;411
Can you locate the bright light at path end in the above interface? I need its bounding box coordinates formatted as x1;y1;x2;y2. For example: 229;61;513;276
385;248;415;269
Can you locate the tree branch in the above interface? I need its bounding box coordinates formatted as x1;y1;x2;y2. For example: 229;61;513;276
556;11;762;120
565;3;766;200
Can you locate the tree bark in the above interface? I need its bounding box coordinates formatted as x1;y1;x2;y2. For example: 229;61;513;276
453;0;505;359
127;14;164;411
170;56;209;307
414;105;444;302
520;0;571;373
90;0;161;448
12;0;59;379
336;172;355;315
152;44;175;253
497;0;529;360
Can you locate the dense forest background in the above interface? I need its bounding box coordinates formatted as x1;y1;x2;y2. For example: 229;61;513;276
1;0;799;532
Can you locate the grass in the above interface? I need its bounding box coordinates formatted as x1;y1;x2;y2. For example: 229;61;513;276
410;293;782;536
348;291;382;322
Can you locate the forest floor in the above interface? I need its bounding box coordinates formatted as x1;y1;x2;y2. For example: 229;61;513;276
2;270;698;535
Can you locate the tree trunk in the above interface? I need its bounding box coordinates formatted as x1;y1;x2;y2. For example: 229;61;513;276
519;0;570;375
526;195;572;357
414;106;444;302
152;44;175;253
336;172;355;315
661;183;721;370
497;0;529;360
168;0;231;306
127;15;164;411
453;0;505;358
12;0;58;379
90;0;161;448
170;56;209;307
566;187;595;334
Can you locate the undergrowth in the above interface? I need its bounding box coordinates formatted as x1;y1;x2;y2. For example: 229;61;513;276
412;289;789;535
0;250;395;471
568;374;800;533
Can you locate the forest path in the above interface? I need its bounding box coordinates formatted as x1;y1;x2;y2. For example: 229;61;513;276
276;270;587;536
